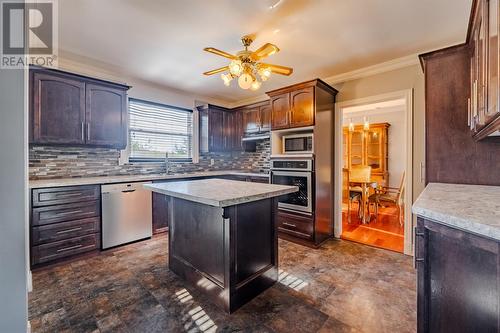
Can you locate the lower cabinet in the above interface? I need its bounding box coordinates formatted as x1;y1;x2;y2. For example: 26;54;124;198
277;210;314;241
415;217;499;333
30;185;101;267
152;192;169;234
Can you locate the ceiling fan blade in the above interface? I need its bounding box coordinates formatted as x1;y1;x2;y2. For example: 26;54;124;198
259;63;293;76
203;66;229;76
250;43;280;60
203;47;237;60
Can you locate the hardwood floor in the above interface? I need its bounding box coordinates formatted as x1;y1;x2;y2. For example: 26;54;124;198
341;203;405;253
29;234;416;333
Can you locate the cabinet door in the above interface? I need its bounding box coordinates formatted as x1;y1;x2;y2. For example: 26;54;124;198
365;127;385;173
31;71;86;145
290;87;314;128
271;93;290;129
85;83;127;148
259;104;271;132
487;0;499;119
349;129;364;168
208;108;224;151
232;111;243;150
416;218;499;333
242;107;261;133
152;192;168;234
222;111;232;151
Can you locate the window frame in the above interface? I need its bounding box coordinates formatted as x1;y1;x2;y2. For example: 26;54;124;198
128;97;194;163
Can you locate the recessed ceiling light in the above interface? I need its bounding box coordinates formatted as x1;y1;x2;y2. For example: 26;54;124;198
273;29;280;34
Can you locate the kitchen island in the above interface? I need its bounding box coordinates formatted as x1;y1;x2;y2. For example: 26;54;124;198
144;178;298;313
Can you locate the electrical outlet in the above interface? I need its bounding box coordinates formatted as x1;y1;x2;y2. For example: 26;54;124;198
210;159;215;166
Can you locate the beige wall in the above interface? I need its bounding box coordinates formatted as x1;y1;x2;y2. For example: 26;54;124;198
332;64;426;202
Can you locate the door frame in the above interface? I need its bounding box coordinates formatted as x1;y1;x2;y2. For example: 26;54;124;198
334;89;414;255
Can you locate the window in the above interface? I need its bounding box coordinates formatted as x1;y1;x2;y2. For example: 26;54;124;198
129;98;193;161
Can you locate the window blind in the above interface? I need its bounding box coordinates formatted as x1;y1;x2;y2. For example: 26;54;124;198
129;98;193;160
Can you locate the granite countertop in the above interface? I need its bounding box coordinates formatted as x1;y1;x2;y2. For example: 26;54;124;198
412;183;500;241
29;170;270;189
144;178;298;207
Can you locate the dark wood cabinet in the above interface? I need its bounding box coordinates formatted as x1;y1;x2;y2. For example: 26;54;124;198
468;0;500;140
30;66;130;148
242;107;261;133
267;80;328;130
259;104;271;132
31;71;86;145
30;185;101;267
290;87;315;127
231;110;244;150
85;83;127;147
152;192;169;234
270;93;290;130
208;106;225;151
415;217;499;333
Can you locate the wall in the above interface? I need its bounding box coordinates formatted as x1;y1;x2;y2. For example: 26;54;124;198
29;140;271;179
343;110;406;188
0;62;28;329
332;64;426;202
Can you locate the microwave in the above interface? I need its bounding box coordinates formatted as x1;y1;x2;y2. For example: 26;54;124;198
282;133;313;154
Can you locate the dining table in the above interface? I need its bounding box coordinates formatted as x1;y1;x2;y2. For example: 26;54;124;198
349;178;378;224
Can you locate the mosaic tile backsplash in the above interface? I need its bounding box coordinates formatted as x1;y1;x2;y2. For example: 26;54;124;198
29;140;271;180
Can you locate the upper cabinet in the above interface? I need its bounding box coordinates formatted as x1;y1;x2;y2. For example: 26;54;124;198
30;66;130;148
31;71;86;145
199;104;242;152
238;101;272;134
85;84;127;147
468;0;500;140
267;79;336;131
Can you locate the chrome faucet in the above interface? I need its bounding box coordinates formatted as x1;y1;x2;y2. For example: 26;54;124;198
165;152;170;175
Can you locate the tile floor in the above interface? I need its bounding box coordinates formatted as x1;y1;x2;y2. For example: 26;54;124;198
29;234;416;333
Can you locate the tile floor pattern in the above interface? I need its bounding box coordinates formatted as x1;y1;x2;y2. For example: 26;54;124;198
29;235;416;333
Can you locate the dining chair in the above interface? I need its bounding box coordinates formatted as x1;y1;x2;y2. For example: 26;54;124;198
368;172;405;225
342;168;361;224
349;165;372;193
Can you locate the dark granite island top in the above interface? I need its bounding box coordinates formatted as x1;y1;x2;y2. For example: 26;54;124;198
144;179;298;313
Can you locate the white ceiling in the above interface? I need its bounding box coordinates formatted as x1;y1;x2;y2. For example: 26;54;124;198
59;0;472;103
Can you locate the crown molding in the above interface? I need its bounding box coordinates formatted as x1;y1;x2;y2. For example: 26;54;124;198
322;54;420;86
228;94;270;109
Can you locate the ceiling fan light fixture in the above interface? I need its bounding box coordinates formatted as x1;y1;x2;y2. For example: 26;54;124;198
250;80;261;91
259;67;272;81
229;59;243;76
238;73;253;89
221;73;232;86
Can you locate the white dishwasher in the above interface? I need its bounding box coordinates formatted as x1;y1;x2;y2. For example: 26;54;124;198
101;181;152;249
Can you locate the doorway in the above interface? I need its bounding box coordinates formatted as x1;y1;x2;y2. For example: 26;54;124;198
334;90;413;255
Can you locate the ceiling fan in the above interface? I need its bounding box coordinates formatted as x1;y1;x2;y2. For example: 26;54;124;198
203;35;293;91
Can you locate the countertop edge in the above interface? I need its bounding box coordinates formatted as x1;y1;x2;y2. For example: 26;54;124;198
144;183;298;208
29;170;270;189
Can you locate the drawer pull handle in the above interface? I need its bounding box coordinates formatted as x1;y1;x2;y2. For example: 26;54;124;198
54;210;83;217
57;244;83;253
415;232;424;237
283;222;296;228
56;227;83;234
54;192;84;198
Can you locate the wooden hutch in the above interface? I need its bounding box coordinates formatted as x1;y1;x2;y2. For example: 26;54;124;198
343;122;390;187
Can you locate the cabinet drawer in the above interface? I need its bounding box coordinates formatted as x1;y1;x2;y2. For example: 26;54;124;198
31;233;100;266
32;185;100;207
32;217;100;245
277;211;314;240
32;201;100;226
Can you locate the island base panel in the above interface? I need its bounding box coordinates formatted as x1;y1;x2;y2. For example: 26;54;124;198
168;197;278;313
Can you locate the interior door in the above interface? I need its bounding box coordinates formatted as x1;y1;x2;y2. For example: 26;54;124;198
271;93;290;129
85;83;127;148
290;87;314;128
32;71;86;145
